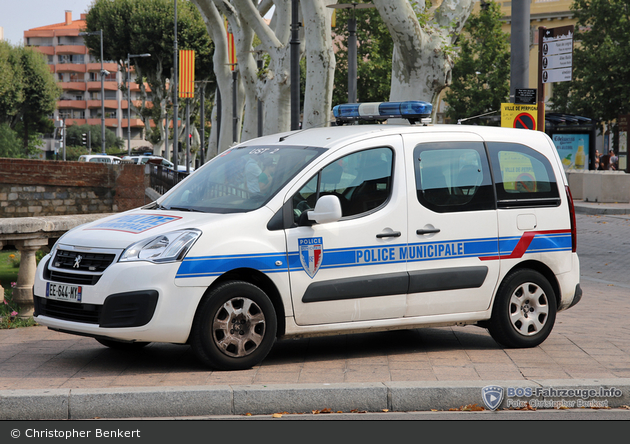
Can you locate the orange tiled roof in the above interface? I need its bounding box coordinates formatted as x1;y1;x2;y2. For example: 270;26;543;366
27;18;86;32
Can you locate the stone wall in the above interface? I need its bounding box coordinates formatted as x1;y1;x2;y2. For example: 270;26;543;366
0;158;150;218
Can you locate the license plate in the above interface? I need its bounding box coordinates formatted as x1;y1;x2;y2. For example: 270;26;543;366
46;283;82;302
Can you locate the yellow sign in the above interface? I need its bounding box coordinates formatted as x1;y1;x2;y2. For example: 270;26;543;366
179;50;195;99
501;104;538;130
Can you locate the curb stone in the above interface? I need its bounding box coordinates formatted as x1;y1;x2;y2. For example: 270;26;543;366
1;379;629;420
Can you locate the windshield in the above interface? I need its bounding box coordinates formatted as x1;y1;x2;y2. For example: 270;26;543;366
158;145;325;213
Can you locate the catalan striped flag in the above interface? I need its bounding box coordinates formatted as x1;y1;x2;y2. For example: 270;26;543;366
179;50;195;98
225;18;236;71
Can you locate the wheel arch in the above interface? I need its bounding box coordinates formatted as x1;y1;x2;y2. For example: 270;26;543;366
502;260;561;307
190;267;286;341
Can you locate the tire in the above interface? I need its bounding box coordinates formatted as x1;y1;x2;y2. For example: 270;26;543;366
487;269;557;348
96;338;150;350
191;281;277;370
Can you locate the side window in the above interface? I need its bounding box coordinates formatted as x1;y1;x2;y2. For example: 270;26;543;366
487;142;560;208
292;147;393;223
414;142;494;213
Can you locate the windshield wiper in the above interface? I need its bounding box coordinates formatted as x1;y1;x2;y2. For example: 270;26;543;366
164;206;204;212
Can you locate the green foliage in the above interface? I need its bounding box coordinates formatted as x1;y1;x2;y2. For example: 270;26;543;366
549;0;630;127
332;5;393;106
0;41;23;125
0;41;60;154
64;124;123;152
0;123;23;158
444;1;510;124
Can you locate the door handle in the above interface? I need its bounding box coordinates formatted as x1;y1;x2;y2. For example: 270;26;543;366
416;228;440;235
376;231;402;238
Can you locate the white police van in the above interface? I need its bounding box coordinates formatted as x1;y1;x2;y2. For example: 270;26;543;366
33;101;582;370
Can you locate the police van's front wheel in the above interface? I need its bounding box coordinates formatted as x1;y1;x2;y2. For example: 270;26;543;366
191;281;277;370
488;269;557;348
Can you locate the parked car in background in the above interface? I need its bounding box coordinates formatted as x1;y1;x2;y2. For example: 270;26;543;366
78;155;122;164
122;155;195;173
122;155;174;168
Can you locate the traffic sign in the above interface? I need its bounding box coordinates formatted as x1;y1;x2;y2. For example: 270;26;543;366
501;104;538;130
541;25;574;84
514;112;536;130
515;89;537;105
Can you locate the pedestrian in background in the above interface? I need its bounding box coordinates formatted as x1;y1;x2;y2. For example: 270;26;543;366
609;149;618;170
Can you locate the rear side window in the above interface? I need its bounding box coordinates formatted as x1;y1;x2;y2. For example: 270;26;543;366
414;142;494;213
487;142;560;208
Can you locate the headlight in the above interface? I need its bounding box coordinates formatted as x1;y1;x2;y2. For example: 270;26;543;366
119;229;201;263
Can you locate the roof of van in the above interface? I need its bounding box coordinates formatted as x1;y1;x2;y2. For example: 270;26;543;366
235;124;552;150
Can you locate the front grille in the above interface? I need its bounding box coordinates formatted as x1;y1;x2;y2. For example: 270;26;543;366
52;250;115;272
49;270;102;285
34;296;101;324
46;249;117;286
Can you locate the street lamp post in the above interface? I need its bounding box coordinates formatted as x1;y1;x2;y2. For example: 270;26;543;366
327;3;375;104
127;53;151;156
79;29;107;154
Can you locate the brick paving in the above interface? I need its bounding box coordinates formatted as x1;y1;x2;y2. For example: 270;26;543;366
1;211;629;391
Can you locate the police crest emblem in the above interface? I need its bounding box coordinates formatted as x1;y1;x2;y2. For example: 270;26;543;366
299;237;323;278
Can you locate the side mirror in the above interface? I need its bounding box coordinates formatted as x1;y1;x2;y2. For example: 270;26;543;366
307;195;343;224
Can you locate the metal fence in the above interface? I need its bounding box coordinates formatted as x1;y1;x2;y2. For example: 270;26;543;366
148;165;189;195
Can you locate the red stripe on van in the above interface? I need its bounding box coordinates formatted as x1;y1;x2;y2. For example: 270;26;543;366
479;229;572;261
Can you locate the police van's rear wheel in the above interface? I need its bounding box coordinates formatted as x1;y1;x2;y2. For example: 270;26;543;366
191;281;277;370
488;269;557;348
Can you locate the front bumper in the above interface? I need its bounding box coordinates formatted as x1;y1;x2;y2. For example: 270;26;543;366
33;255;208;344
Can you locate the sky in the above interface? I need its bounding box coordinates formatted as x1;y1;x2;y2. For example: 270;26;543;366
1;0;95;45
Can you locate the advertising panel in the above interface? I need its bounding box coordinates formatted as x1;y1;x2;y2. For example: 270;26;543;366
552;133;589;170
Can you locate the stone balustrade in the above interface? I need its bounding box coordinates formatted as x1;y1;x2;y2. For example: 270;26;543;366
0;214;113;317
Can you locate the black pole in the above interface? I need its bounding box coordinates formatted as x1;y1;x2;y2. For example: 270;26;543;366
290;0;300;130
257;59;263;137
348;15;357;104
186;99;190;173
173;0;179;166
232;70;238;143
216;87;221;150
200;85;205;164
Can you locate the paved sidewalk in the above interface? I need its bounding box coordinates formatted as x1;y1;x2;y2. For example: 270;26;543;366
1;202;630;419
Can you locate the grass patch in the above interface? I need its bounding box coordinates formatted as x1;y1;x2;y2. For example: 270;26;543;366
0;249;40;329
0;249;20;287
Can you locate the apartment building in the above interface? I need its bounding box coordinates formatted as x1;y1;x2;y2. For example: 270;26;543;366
24;11;150;155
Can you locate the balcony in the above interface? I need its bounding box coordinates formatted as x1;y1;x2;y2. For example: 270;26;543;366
55;45;87;55
87;118;119;129
59;82;87;91
56;63;86;73
57;100;87;109
87;99;118;109
64;119;87;126
87;81;119;91
34;46;55;56
121;118;145;128
86;62;118;73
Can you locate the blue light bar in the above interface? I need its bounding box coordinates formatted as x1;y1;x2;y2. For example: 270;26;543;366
333;101;433;124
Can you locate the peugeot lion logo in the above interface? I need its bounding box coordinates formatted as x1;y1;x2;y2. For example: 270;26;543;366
73;255;83;269
482;385;504;411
